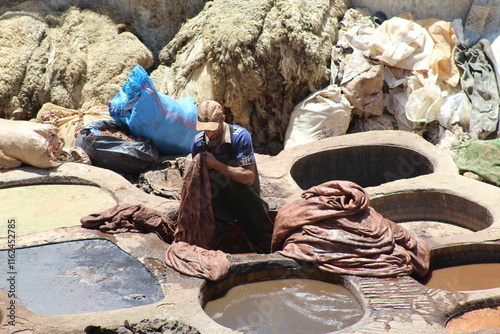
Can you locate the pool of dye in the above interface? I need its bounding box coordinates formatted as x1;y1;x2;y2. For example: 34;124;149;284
420;263;500;291
204;278;364;334
0;239;163;315
0;184;117;236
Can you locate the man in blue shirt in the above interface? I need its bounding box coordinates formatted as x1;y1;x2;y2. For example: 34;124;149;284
191;100;273;253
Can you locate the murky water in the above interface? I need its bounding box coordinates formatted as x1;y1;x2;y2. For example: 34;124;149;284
204;278;363;334
420;263;500;291
0;239;163;315
0;184;117;236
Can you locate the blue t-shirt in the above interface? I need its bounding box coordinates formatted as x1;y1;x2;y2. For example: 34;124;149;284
191;124;256;167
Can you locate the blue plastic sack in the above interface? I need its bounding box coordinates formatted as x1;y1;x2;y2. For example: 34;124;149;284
108;65;199;154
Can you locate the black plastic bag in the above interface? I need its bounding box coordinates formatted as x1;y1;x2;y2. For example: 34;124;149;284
75;120;159;174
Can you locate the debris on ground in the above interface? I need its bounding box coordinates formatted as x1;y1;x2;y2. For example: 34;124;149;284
135;157;186;200
57;146;92;165
85;319;201;334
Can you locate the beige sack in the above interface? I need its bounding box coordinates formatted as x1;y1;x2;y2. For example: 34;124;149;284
37;102;113;148
0;149;22;169
284;85;352;149
0;118;63;168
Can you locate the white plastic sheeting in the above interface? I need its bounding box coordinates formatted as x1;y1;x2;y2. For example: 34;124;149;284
345;14;476;141
285;10;500;149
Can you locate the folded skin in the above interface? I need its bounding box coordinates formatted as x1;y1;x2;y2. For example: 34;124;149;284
272;180;430;277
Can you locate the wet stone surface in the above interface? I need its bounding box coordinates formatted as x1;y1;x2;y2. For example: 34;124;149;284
398;221;472;239
0;238;163;315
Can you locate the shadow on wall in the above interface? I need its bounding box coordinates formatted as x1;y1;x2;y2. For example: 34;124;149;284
290;145;433;189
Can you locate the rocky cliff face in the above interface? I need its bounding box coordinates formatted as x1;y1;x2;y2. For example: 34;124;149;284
30;0;208;58
154;0;350;153
1;0;349;154
0;0;206;119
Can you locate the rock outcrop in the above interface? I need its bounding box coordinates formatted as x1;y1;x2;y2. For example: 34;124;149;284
0;1;153;119
153;0;350;154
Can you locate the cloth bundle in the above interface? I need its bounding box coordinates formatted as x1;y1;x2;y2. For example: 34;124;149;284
81;203;176;244
271;180;430;277
165;152;230;281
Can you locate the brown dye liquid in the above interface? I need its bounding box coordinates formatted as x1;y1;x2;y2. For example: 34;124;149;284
446;306;500;333
204;278;363;334
420;263;500;291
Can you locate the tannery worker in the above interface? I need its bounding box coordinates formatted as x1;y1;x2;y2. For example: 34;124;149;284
191;100;274;253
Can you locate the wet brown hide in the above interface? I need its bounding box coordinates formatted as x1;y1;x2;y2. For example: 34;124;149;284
165;241;230;281
80;203;175;243
174;152;215;249
271;180;430;277
165;152;230;281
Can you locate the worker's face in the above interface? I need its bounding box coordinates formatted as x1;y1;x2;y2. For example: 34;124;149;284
204;115;225;143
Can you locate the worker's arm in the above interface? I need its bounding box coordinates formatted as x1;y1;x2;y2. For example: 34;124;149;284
204;152;256;185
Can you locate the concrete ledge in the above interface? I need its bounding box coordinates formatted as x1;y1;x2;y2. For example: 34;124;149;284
259;130;458;202
367;173;500;248
0;163;179;217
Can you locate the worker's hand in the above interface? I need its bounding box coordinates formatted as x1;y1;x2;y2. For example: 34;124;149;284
201;151;256;185
204;152;220;170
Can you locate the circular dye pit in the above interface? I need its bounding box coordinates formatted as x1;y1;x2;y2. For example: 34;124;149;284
370;191;493;238
290;145;433;190
0;184;117;236
397;221;470;239
418;244;500;292
204;278;363;334
446;306;500;333
0;239;163;315
420;263;500;291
